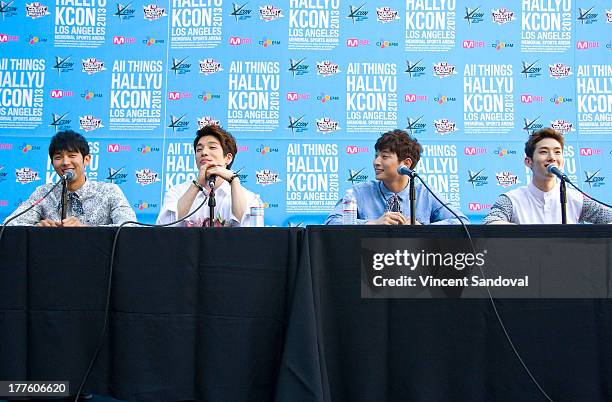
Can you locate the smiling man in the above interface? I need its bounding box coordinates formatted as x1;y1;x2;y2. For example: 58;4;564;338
156;125;260;227
4;130;136;226
484;127;612;224
324;129;468;225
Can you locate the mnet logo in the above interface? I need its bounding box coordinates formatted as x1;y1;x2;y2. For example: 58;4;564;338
0;33;18;42
520;94;544;103
50;89;74;98
404;94;427;102
112;35;136;45
346;38;369;47
462;40;484;48
286;92;309;101
347;168;368;184
464;146;486;156
576;40;599;49
107;144;131;152
468;202;492;212
580;148;602;156
167;91;191;100
229;36;252;46
346;145;369;154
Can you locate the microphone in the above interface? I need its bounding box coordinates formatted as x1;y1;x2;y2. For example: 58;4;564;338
397;165;418;178
207;175;217;189
61;170;75;182
546;165;570;182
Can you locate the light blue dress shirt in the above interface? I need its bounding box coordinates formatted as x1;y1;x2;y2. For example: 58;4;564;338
324;180;468;225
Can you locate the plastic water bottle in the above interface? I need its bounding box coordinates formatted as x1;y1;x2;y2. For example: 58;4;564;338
342;189;358;225
250;195;265;227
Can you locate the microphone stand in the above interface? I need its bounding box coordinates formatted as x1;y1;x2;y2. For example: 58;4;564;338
409;176;416;225
60;176;68;220
560;179;567;224
208;180;216;227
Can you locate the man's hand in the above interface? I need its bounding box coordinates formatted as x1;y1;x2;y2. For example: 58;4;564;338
61;217;87;227
206;165;234;182
366;212;408;225
196;163;210;186
37;219;61;227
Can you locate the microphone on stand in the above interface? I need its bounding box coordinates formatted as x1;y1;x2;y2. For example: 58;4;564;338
397;165;418;178
207;174;217;189
61;170;75;182
546;164;570;182
397;165;467;226
60;170;75;220
546;165;568;224
396;165;417;225
207;175;217;227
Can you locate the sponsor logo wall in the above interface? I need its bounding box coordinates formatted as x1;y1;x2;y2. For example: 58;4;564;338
1;1;610;225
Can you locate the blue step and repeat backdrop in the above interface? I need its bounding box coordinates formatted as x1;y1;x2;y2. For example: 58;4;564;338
0;0;610;225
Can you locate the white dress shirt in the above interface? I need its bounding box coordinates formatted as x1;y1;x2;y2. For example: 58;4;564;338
156;180;260;227
504;181;583;224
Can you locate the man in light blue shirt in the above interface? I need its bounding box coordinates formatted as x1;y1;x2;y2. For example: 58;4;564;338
324;129;468;225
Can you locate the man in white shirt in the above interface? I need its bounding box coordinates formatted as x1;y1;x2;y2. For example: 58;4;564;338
483;127;612;224
156;125;261;227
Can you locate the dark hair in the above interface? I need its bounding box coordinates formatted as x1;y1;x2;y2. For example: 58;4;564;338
375;129;422;169
193;125;238;168
524;127;564;158
48;130;90;158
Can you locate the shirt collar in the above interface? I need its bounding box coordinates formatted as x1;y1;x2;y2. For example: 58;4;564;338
527;180;559;201
379;180;411;199
208;179;230;196
72;176;91;198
